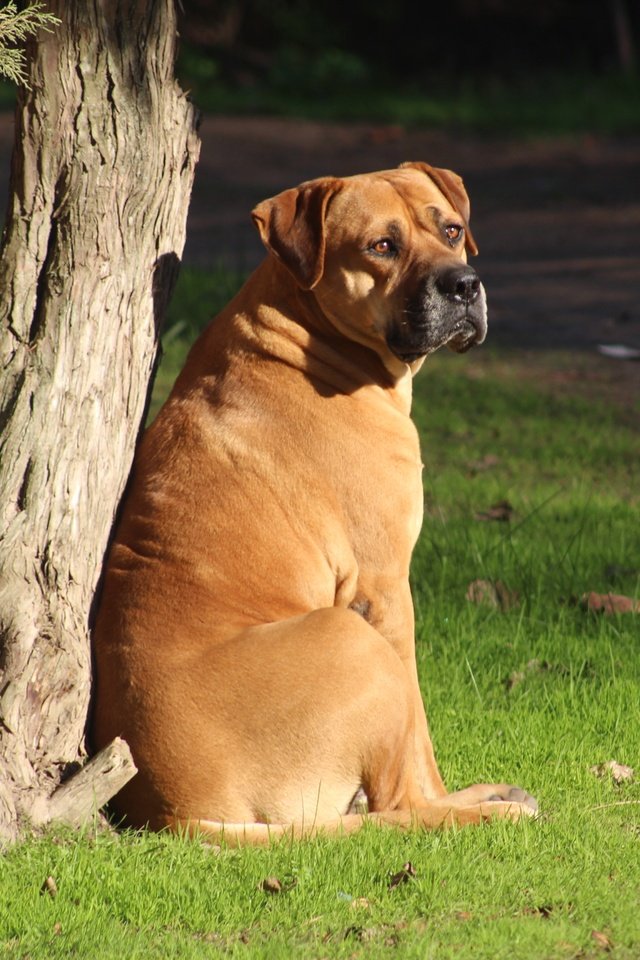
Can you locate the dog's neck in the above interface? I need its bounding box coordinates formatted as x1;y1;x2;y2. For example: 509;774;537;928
249;259;415;413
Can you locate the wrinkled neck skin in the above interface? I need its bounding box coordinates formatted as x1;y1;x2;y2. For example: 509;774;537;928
246;259;419;413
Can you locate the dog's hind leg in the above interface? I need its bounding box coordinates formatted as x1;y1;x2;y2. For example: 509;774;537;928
159;607;536;845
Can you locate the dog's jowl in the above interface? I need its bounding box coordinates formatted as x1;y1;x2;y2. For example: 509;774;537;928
91;162;536;844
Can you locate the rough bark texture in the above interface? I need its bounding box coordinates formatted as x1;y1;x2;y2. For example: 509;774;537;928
31;738;138;829
0;0;200;839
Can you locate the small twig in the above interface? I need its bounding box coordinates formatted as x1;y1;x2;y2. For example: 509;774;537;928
590;800;640;811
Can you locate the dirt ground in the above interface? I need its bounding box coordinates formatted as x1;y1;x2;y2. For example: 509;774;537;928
2;113;639;410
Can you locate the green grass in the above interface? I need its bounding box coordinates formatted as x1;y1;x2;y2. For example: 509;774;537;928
2;268;639;959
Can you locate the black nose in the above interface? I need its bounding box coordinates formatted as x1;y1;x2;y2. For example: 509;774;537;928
436;265;481;304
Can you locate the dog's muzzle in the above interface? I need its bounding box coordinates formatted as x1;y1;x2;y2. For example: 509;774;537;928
386;264;488;364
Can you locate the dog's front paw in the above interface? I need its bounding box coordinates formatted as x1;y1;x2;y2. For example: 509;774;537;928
448;782;538;813
485;785;538;812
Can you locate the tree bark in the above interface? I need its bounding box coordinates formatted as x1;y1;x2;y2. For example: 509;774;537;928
610;0;636;74
0;0;200;839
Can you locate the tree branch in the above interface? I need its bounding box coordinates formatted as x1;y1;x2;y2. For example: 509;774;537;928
31;738;137;828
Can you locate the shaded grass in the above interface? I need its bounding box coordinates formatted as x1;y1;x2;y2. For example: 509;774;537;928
175;58;640;136
2;267;639;958
2;59;639;137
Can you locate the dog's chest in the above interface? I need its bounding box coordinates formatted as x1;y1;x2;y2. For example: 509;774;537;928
314;390;424;566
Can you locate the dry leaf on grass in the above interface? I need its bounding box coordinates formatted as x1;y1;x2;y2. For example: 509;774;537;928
475;499;514;522
40;876;58;898
350;898;371;910
589;760;635;784
261;876;282;894
388;861;416;890
581;591;640;614
591;929;613;951
466;579;519;611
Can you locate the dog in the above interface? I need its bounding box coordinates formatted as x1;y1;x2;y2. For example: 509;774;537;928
91;162;537;844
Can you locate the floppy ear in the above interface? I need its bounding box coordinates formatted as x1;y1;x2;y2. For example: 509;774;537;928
252;178;342;289
399;161;478;255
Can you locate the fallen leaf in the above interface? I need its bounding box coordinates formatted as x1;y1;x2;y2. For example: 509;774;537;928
261;876;282;894
581;591;640;614
388;861;416;890
53;923;62;936
466;579;519;611
41;876;58;898
475;499;514;522
591;929;613;951
350;897;371;910
455;911;473;921
590;760;635;784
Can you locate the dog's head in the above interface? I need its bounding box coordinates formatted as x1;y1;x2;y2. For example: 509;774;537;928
252;162;487;374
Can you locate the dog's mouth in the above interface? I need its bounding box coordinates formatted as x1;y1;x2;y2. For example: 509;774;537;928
387;313;485;364
386;278;488;364
446;316;484;353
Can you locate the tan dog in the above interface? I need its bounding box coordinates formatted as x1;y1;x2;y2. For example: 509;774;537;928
92;162;536;844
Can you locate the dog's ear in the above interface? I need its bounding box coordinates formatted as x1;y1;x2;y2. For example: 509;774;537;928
252;178;342;290
400;161;478;256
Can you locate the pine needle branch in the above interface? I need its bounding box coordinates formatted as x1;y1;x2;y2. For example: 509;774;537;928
0;2;61;88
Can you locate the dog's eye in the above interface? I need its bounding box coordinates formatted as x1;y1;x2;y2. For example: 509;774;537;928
445;224;464;244
369;238;396;256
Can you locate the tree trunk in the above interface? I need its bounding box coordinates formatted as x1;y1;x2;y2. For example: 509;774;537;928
610;0;636;74
0;1;200;840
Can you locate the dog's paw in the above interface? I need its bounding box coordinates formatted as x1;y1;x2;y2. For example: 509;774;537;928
485;786;538;812
478;799;537;822
448;782;538;813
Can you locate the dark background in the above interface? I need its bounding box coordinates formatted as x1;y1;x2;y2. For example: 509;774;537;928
0;0;638;390
176;0;639;96
166;0;640;401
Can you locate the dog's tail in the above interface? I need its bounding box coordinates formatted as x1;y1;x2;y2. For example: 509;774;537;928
170;800;532;847
172;810;425;846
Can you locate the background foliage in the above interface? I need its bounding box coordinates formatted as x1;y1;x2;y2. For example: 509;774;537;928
171;0;640;132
